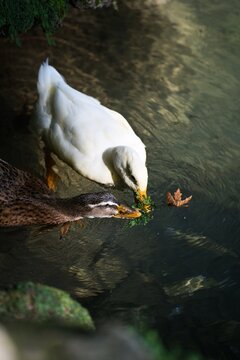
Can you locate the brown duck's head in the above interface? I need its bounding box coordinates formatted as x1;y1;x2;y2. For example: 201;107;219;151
74;192;141;220
0;192;141;228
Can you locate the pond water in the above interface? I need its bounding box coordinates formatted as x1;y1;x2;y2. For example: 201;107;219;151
0;0;240;358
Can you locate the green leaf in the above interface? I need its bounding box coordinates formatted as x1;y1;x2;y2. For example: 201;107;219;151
127;194;155;227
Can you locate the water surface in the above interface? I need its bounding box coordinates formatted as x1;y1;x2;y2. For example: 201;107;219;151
0;0;239;358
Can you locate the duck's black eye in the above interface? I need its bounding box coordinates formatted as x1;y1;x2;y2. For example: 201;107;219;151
130;175;136;183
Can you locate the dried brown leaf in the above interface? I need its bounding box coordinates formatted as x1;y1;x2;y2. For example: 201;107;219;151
166;192;176;206
174;188;182;201
166;188;192;207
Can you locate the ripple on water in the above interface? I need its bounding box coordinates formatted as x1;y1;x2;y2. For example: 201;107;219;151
0;0;240;357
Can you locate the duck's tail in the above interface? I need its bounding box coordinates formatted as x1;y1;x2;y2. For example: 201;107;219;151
33;60;65;134
37;59;65;101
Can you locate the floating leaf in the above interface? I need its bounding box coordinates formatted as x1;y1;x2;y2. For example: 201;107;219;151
166;188;192;207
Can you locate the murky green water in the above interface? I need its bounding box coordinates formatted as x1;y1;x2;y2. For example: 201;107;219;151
0;0;240;357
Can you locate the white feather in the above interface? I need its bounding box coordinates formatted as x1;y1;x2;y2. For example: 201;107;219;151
34;61;148;192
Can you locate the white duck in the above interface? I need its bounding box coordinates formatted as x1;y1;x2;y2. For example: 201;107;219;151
34;60;148;201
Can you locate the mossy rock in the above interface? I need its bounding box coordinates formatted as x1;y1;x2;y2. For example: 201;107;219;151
0;282;94;331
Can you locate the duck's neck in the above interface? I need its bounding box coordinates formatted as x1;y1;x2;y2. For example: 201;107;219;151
103;146;137;185
49;195;91;222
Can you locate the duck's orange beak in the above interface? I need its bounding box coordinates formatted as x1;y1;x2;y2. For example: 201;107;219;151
136;189;147;201
135;189;152;213
114;205;141;219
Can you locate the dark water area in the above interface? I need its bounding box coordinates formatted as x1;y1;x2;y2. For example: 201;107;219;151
0;0;240;358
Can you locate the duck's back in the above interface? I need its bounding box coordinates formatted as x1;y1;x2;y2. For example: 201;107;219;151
36;61;144;150
34;62;146;182
0;159;52;204
0;160;75;226
53;85;142;147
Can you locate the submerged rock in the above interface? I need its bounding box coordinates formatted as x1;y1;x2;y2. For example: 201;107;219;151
1;323;154;360
0;282;94;331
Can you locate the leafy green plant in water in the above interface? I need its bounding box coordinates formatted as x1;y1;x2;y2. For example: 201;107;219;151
127;193;155;227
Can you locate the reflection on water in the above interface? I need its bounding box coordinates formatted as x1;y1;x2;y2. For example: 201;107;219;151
0;0;240;357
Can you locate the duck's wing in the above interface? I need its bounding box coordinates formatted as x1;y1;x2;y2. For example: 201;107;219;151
0;199;63;226
57;81;100;107
0;159;52;203
52;89;132;151
57;81;134;131
35;62;134;137
48;86;144;167
100;106;133;131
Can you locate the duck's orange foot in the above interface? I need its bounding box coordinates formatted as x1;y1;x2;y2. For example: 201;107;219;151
60;222;71;238
44;148;60;192
166;188;192;207
47;170;60;192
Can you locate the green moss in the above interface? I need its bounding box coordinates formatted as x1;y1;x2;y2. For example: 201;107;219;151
0;282;94;331
0;0;68;44
0;0;116;44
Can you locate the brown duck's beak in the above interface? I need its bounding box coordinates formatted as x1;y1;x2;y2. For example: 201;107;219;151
114;205;141;219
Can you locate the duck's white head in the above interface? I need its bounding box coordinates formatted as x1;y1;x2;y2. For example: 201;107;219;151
111;146;148;199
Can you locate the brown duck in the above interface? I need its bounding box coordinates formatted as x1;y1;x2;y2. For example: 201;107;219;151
0;159;141;229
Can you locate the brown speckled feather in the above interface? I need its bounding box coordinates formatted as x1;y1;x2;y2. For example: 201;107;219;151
0;159;52;203
0;159;123;227
0;159;68;226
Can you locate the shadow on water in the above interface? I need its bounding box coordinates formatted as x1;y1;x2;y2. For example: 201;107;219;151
0;0;240;358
